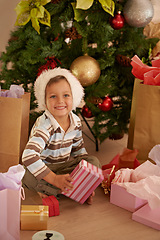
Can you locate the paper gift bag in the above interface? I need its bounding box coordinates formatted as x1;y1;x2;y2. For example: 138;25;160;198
127;78;160;162
0;164;25;240
0;188;21;240
0;92;30;172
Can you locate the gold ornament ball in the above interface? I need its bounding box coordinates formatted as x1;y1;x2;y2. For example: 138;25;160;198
70;55;101;87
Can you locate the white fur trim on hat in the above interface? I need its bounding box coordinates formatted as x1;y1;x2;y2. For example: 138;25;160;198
34;67;84;111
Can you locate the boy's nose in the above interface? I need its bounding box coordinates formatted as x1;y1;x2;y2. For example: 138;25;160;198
57;96;64;103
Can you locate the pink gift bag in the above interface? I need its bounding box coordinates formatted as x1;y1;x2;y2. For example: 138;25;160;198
0;164;25;240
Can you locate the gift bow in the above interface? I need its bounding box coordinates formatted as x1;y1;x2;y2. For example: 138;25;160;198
131;55;160;85
75;0;115;16
15;0;51;34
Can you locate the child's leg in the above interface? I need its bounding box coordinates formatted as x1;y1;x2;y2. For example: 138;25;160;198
86;191;95;205
22;159;83;198
22;156;101;202
22;168;60;198
81;155;101;168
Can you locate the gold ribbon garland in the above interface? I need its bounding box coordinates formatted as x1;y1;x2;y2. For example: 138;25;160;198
101;165;116;194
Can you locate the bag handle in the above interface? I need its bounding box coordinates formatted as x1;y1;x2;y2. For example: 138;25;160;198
21;186;25;200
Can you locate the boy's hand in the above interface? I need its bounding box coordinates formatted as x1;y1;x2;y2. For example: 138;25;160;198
53;174;73;193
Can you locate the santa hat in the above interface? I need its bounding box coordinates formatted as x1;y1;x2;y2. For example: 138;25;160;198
34;67;84;111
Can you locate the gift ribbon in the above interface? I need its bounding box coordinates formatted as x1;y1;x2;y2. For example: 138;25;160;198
15;0;51;34
21;207;48;215
34;208;45;214
101;165;115;194
21;186;25;200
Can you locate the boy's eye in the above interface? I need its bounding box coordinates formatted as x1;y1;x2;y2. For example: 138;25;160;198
64;94;70;97
50;95;56;98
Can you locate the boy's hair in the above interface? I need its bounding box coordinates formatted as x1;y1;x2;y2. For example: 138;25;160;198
34;67;84;111
45;75;71;100
46;75;67;87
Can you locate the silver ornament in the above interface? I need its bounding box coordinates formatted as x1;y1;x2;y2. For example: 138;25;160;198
123;0;154;28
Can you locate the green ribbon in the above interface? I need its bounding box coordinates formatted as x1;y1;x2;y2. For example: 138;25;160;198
15;0;51;34
75;0;115;16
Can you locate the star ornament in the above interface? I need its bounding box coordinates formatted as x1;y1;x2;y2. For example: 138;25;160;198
76;0;115;16
15;0;51;34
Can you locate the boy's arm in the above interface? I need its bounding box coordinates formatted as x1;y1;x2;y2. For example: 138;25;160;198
43;171;73;192
22;122;52;180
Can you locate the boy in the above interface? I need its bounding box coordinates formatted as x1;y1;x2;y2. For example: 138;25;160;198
22;67;101;204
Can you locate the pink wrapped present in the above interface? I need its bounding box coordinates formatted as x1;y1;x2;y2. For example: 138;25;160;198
132;204;160;230
62;160;104;204
110;183;147;212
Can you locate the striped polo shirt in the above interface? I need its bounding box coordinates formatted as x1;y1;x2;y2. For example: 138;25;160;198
22;110;88;180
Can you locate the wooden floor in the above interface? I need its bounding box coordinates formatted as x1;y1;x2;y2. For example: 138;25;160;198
20;120;160;240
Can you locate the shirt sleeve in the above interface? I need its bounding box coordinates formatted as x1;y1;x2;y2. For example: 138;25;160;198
22;116;52;180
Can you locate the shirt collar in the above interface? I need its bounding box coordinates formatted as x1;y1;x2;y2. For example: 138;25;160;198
44;109;80;132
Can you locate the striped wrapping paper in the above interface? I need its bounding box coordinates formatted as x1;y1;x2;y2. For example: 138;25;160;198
62;160;104;204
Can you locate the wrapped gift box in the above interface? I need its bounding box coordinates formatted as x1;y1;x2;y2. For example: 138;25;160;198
132;204;160;230
62;160;104;204
42;195;60;217
110;183;147;212
20;205;49;230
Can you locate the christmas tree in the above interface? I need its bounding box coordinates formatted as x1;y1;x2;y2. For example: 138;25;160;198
0;0;158;144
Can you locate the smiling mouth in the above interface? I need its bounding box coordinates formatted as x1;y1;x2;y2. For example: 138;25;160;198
55;106;66;110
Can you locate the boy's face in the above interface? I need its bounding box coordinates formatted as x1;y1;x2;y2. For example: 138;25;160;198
45;79;73;121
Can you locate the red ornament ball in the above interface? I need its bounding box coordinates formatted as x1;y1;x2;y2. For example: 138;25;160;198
82;105;93;118
110;11;125;30
98;96;113;112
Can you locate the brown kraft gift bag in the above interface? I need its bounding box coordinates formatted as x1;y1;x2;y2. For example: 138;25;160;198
0;92;30;172
128;78;160;162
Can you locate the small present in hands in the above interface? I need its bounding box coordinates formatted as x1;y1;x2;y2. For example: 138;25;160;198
62;160;104;204
0;84;24;98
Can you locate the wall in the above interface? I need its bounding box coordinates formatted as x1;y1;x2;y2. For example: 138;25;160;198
0;0;19;53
